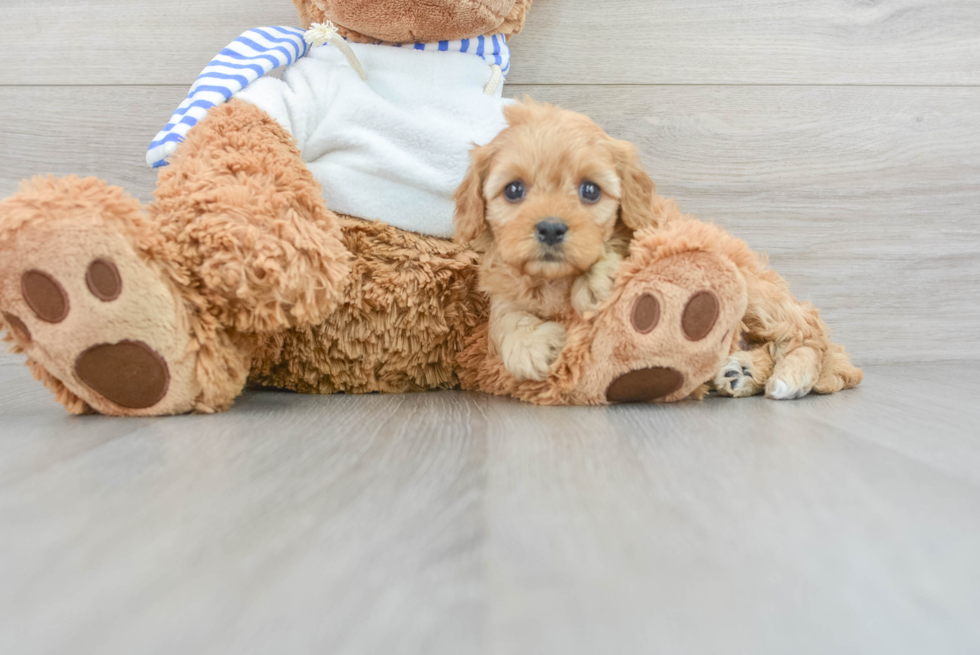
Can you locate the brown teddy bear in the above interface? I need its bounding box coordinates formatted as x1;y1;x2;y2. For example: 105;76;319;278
0;0;790;416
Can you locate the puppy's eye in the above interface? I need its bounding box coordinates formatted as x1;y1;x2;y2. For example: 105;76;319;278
580;181;602;204
504;181;526;202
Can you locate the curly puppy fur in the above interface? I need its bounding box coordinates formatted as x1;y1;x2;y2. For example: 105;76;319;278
456;100;862;398
455;100;657;381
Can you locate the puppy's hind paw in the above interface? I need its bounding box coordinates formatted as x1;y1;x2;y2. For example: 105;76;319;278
502;320;566;381
713;353;765;398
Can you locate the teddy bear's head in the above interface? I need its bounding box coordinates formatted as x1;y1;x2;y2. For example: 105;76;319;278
292;0;532;44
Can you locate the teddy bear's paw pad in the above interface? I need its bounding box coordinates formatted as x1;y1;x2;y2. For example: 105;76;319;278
2;312;31;344
681;291;719;341
85;259;122;302
630;293;661;333
75;340;171;410
606;366;683;403
21;270;70;323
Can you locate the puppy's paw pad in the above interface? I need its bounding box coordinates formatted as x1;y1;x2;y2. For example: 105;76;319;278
606;366;684;403
714;356;757;397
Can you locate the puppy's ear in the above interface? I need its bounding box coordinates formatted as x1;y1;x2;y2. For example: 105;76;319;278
454;143;495;248
613;139;658;231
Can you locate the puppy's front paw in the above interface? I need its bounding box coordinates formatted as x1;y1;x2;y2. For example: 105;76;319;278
502;320;567;381
765;373;815;400
765;347;820;400
572;253;621;317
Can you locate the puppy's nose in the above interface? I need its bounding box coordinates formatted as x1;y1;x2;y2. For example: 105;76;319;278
535;220;568;246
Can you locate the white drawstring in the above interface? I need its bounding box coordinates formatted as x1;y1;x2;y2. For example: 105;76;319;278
304;22;368;81
484;64;503;95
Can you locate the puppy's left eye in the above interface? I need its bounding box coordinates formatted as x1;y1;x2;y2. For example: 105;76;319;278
580;181;602;204
504;181;526;202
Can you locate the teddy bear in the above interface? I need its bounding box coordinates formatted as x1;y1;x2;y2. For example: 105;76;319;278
0;0;757;416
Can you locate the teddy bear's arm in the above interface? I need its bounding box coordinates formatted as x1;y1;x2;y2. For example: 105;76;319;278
148;26;311;169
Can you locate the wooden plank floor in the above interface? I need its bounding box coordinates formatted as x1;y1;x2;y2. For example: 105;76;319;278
1;360;979;654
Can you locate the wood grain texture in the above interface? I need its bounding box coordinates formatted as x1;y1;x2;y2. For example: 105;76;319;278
1;361;979;654
0;366;489;654
2;85;977;364
3;0;980;86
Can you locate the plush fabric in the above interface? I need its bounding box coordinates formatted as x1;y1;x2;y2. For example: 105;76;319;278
248;216;487;394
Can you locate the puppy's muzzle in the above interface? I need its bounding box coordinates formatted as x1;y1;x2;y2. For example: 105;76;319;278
535;219;568;247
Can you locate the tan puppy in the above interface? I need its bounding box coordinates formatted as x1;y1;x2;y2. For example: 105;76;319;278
454;99;657;381
454;99;862;398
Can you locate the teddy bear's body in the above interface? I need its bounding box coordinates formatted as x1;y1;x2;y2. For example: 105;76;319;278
248;215;486;395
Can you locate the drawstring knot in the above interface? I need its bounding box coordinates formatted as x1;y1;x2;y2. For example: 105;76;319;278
304;22;368;81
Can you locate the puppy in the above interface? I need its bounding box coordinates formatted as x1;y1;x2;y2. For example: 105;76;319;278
453;99;658;381
454;99;862;398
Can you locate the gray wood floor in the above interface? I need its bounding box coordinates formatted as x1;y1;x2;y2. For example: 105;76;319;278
1;359;979;654
2;0;980;652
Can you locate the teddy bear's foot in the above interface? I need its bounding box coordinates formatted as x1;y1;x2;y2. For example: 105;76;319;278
0;177;208;416
586;246;747;404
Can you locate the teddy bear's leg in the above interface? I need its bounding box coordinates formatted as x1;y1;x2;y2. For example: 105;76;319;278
0;100;350;415
459;220;750;404
150;100;351;334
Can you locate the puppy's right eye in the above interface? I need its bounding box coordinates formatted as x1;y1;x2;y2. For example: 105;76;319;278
504;181;526;202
